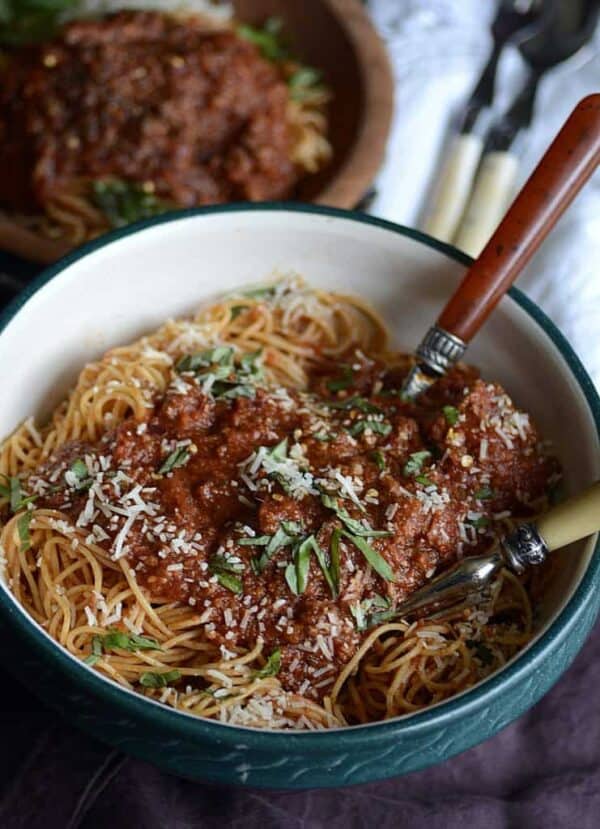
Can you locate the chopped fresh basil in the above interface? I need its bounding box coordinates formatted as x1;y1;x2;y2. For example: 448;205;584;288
365;605;401;628
328;396;382;415
313;431;333;442
288;67;323;100
329;528;341;597
326;365;354;393
17;511;33;552
342;530;395;582
238;535;270;547
85;631;160;663
215;572;243;594
91;179;172;229
254;648;282;679
403;450;431;477
320;493;390;538
347;419;392;438
237;17;289;61
415;475;435;488
253;521;304;573
286;534;336;597
268;438;288;462
371;450;386;472
139;669;182;688
176;346;234;373
230;305;247;320
238;285;277;300
0;475;37;513
442;405;459;426
466;640;494;665
350;594;392;630
96;630;161;654
208;554;244;575
66;458;93;491
469;516;490;529
9;476;22;513
176;347;263;401
158;446;190;475
84;635;104;666
474;486;495;501
349;601;367;631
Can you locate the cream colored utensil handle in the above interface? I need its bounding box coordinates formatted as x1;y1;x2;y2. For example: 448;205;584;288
537;481;600;551
453;149;519;257
422;134;484;243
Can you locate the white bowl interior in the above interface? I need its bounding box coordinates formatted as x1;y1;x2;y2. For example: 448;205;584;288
0;209;598;636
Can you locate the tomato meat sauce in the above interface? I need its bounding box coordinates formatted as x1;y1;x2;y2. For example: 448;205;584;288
29;351;559;699
0;11;299;213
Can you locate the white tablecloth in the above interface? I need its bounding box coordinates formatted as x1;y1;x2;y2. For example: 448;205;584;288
369;0;600;386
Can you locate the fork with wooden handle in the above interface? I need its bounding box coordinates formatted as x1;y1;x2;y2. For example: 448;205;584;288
402;94;600;401
390;480;600;621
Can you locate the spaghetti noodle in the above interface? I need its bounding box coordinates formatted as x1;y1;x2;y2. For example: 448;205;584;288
0;277;559;729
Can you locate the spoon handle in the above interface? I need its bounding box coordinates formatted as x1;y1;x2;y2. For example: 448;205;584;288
437;94;600;342
537;481;600;552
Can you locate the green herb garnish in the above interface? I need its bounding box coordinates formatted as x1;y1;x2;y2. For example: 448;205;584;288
442;405;459;426
97;630;161;654
176;346;234;373
415;475;435;488
288;67;324;100
66;458;93;491
254;648;282;679
285;534;336;597
91;179;172;229
342;530;395;582
208;554;244;593
139;669;182;688
84;635;103;666
252;521;304;573
469;516;490;529
474;486;495;501
329;528;341;596
176;346;263;400
320;493;391;538
0;475;37;513
237;17;289;61
371;450;386;472
158;446;191;475
347;420;392;438
17;511;33;552
208;554;244;574
215;572;243;594
403;450;431;477
326;365;354;393
328;396;382;415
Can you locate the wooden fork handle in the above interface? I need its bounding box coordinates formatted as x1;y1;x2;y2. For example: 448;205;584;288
437;94;600;343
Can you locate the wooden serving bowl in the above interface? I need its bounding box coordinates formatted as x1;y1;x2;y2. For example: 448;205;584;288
0;0;394;264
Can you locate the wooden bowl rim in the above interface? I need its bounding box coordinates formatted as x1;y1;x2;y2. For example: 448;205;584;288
0;0;394;264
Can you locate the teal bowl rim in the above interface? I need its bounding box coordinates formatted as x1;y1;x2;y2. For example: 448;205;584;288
0;201;599;753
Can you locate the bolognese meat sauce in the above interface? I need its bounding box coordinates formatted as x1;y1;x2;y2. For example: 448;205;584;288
28;346;560;701
0;11;299;212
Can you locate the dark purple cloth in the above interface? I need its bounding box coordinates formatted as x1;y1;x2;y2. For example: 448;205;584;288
1;618;599;829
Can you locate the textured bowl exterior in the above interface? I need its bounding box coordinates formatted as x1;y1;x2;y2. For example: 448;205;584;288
0;205;598;789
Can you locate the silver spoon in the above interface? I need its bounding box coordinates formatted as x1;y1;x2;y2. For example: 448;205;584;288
387;481;600;622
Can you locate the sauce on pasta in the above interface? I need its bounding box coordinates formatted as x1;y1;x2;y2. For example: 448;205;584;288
0;279;560;727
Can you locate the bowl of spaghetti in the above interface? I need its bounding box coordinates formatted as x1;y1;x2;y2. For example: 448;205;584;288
0;0;393;263
0;205;598;788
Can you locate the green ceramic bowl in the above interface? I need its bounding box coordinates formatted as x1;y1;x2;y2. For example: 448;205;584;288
0;205;598;789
